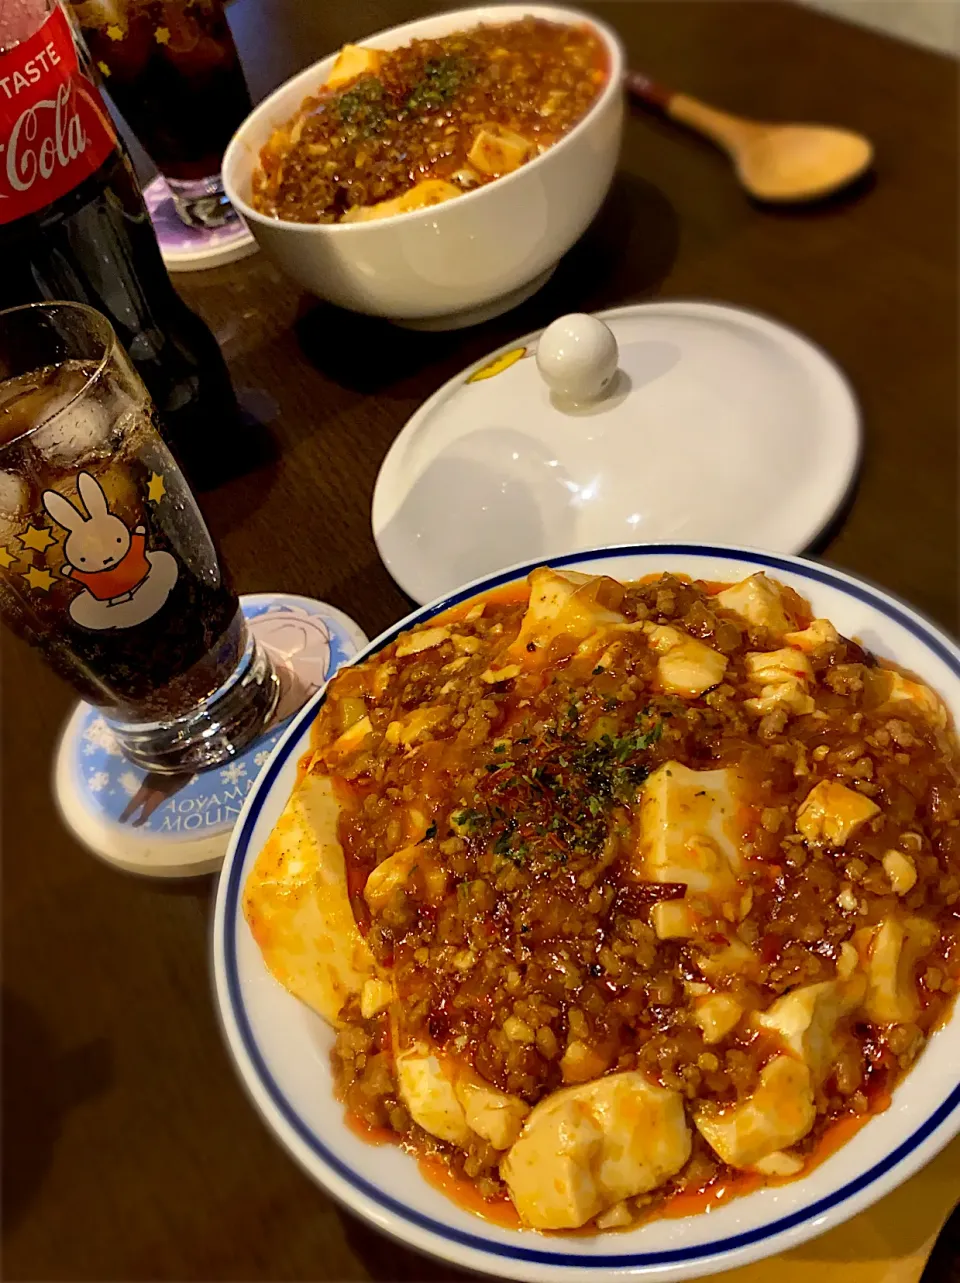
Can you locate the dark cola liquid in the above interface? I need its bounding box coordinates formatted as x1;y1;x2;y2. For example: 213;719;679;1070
1;145;240;486
76;1;252;181
0;361;241;721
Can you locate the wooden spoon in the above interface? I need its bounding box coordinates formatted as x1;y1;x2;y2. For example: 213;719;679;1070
625;70;874;203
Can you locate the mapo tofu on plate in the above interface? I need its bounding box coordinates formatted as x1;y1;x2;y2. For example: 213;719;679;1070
244;566;960;1232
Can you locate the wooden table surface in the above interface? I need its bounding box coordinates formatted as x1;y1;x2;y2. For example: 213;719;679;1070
3;1;958;1280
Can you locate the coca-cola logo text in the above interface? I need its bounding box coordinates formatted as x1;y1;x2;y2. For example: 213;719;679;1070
2;82;88;192
0;6;115;224
0;39;61;99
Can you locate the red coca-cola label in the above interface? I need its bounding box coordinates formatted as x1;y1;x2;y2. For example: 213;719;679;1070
0;5;116;223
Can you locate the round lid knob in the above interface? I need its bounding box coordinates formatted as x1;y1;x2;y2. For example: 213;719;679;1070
535;313;619;404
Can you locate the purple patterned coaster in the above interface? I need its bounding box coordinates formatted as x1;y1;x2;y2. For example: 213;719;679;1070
144;175;257;273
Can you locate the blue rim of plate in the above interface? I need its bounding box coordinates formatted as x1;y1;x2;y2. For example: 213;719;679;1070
217;544;960;1270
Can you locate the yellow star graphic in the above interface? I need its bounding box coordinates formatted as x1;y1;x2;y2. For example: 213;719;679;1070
19;524;55;554
468;346;528;382
22;565;55;592
0;546;17;569
147;472;166;504
154;25;170;44
106;23;125;40
97;59;112;77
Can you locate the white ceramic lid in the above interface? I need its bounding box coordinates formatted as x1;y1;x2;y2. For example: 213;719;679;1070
372;301;861;604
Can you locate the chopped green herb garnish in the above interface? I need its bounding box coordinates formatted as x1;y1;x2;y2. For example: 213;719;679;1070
405;56;473;114
453;705;664;870
494;775;521;793
486;759;514;774
337;76;386;137
453;807;487;833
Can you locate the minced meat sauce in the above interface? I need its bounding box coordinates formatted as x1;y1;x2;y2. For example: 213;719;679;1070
310;571;960;1227
252;18;607;223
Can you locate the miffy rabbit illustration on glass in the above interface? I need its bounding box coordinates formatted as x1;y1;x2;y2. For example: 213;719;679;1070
43;472;179;630
0;303;278;772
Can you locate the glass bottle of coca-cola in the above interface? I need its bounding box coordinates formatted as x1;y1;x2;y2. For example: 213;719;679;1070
0;0;241;486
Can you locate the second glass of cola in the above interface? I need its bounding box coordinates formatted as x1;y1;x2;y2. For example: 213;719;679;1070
71;0;252;228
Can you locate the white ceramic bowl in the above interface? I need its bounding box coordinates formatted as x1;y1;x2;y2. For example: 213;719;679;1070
213;544;960;1283
222;4;624;327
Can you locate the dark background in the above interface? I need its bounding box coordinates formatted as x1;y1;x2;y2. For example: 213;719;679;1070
2;1;958;1279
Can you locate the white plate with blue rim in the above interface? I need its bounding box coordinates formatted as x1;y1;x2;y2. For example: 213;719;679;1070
212;544;960;1283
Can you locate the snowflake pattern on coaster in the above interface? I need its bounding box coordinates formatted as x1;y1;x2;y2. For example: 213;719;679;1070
64;595;366;847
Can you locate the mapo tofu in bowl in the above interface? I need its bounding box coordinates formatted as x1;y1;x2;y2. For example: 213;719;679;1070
243;564;960;1234
251;18;608;225
221;6;624;323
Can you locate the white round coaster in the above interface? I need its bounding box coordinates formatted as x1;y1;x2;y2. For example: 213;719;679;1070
54;594;366;877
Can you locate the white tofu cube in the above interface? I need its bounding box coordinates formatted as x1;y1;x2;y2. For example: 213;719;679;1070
500;1095;605;1229
694;993;744;1043
753;1150;805;1177
326;44;382;89
651;899;696;939
481;664;522;683
784;619;840;652
633;761;743;898
854;916;939;1024
395;706;448;748
396;625;451;657
501;1071;690;1229
467;123;532;175
363;847;446;912
874;671;947;729
454;1076;529;1151
715;574;797;633
360;977;395;1019
560;1040;610;1084
325;715;372;762
882;849;918;896
695;939;758;983
509;567;625;664
744;647;816;716
340;179;462;223
595;1200;632;1229
746;649;815;686
754;976;865;1084
397;1050;471;1145
796;780;880;847
644;624;728;697
243;773;375;1027
694;1055;815;1169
